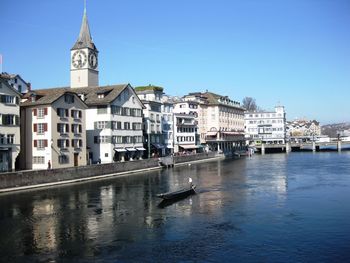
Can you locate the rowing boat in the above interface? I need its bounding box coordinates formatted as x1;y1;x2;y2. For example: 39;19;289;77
156;185;196;200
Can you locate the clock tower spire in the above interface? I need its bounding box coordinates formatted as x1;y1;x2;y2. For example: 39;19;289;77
70;4;99;88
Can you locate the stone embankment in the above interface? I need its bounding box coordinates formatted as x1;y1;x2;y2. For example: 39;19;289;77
0;152;219;193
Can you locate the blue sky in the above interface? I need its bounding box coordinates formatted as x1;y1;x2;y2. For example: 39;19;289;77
1;0;349;124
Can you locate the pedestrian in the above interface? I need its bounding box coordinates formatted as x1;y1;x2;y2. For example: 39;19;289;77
47;160;51;170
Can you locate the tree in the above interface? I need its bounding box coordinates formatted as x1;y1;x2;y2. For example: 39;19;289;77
242;97;258;111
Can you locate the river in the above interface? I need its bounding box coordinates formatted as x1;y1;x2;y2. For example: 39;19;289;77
0;152;349;262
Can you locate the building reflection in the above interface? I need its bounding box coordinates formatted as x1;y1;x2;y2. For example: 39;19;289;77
0;156;288;260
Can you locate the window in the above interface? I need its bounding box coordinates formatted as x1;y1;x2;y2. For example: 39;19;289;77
111;106;122;115
0;134;5;144
134;136;142;143
33;156;45;164
37;139;46;150
123;136;132;143
134;109;142;117
94;136;109;144
97;106;107;114
123;107;130;116
57;123;69;134
57;108;68;118
116;121;122;129
0;95;14;104
132;123;142;130
58;155;69;164
37;108;45;118
64;94;75;104
72;139;83;148
71;110;82;119
7;134;14;144
57;139;69;148
124;122;130;130
2;114;18;125
112;136;123;144
97;121;108;129
37;123;45;134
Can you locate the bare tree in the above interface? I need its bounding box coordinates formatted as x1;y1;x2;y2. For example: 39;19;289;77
242;97;258;111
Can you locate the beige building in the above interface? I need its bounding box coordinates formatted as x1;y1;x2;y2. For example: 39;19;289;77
183;92;245;153
19;89;88;170
0;78;21;171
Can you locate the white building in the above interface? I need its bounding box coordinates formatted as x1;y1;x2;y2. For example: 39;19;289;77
0;78;21;171
20;89;88;170
0;72;31;94
173;99;201;153
76;85;145;163
245;105;286;145
173;113;198;153
135;85;165;157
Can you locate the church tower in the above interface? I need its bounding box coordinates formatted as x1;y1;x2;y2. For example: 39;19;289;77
70;6;99;88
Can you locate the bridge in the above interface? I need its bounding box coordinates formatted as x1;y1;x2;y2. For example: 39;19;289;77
254;140;350;154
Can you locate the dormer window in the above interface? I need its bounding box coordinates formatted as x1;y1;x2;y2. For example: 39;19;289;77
30;93;36;102
64;94;75;104
98;93;104;99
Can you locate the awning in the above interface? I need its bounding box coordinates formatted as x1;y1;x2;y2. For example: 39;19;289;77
206;131;217;136
152;143;165;149
180;144;200;149
166;145;174;149
126;147;136;152
114;148;126;152
222;131;243;135
136;147;146;151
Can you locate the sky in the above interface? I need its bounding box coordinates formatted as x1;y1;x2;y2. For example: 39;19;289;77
1;0;349;124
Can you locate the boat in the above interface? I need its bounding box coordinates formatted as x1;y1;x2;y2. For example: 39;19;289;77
156;184;196;200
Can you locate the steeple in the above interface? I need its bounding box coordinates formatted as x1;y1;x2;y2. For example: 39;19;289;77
71;6;96;50
70;2;99;88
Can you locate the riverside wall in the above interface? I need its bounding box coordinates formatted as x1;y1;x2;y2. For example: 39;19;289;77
0;152;218;191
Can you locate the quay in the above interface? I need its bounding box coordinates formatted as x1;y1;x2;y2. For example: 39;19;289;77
0;152;222;193
255;140;350;154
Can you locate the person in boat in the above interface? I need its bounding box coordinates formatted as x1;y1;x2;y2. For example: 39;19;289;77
189;177;193;188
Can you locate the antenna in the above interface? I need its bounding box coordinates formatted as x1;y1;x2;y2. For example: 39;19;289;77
84;0;87;13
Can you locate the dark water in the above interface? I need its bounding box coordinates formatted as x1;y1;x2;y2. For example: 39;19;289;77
0;152;350;262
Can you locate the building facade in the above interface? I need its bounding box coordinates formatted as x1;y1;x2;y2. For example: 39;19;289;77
161;95;175;155
135;86;165;157
183;92;245;153
286;119;321;141
20;90;88;170
75;85;145;163
173;99;201;153
0;78;21;171
245;105;286;145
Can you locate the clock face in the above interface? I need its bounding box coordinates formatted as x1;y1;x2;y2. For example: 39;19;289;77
88;51;98;69
72;50;87;69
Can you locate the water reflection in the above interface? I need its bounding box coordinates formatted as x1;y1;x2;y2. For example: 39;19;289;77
1;152;350;262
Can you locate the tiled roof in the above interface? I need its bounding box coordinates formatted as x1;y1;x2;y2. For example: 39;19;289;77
20;84;129;107
200;92;243;109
